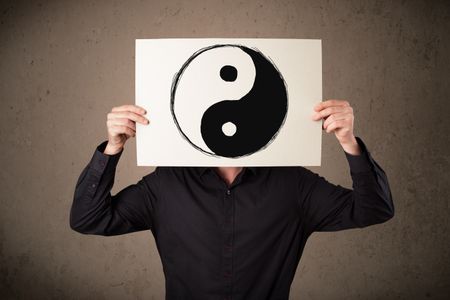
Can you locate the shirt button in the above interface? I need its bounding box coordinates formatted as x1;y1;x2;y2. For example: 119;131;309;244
91;183;96;188
226;189;231;195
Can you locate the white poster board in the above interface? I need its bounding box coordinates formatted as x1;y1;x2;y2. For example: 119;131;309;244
136;38;322;166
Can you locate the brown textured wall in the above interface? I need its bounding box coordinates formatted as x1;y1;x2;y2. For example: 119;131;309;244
1;0;449;299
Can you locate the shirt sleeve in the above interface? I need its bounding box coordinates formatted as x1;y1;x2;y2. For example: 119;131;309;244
70;140;159;236
298;136;395;233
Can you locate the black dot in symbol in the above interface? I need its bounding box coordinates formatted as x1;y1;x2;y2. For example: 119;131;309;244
220;65;237;82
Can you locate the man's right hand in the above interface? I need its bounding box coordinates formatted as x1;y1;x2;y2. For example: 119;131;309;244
104;104;150;155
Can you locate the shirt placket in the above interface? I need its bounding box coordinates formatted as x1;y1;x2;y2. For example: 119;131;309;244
222;186;234;300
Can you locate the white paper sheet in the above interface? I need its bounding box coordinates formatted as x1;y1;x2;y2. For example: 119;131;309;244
136;38;322;166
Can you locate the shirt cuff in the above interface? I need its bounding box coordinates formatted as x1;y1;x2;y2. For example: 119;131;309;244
88;140;124;174
343;136;373;173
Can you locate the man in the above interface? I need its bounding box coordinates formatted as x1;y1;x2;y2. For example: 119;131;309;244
70;100;394;300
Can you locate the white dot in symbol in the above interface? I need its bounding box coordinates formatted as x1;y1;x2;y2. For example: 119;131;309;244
222;122;237;137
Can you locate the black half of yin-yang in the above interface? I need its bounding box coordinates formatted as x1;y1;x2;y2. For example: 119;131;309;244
200;46;288;158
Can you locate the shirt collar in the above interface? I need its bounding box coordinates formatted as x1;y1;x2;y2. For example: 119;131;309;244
197;167;257;178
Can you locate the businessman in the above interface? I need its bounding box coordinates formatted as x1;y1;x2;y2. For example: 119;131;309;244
70;99;394;300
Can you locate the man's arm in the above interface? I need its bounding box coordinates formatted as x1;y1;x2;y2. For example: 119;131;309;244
70;140;159;236
298;136;394;233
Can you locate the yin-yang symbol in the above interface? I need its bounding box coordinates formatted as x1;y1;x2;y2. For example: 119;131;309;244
170;44;288;158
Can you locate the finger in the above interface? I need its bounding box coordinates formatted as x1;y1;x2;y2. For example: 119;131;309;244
110;125;136;137
111;104;147;115
314;99;350;111
108;111;149;124
107;118;136;131
323;112;353;128
324;119;348;133
312;105;352;120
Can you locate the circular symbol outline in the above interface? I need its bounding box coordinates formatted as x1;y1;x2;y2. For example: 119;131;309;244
170;44;289;159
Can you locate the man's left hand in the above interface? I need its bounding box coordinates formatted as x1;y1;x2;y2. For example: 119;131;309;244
312;99;361;155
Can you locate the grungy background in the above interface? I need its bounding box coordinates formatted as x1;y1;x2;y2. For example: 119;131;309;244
0;0;449;299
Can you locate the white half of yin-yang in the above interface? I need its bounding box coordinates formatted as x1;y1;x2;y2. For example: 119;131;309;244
173;46;256;154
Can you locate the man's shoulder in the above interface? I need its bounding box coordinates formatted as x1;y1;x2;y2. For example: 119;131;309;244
263;166;309;172
145;166;198;177
254;166;313;178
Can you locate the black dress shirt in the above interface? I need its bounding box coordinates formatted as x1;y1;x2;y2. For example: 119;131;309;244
70;137;394;300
